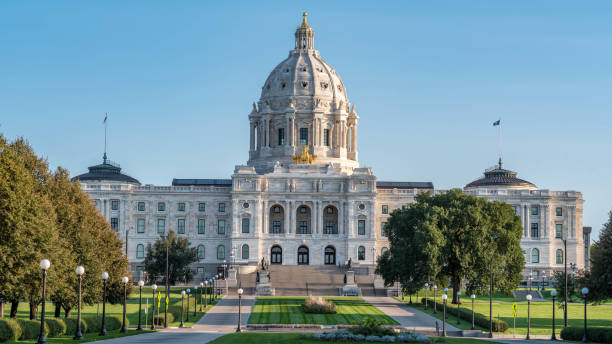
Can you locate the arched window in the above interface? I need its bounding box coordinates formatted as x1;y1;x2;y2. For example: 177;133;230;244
217;245;225;260
358;246;366;260
197;245;205;260
296;205;311;234
381;247;389;256
531;248;540;263
242;244;249;260
136;244;145;259
323;206;338;234
297;246;309;265
269;205;284;234
556;249;563;264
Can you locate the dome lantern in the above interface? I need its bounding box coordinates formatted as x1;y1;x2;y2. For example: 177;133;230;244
294;12;314;50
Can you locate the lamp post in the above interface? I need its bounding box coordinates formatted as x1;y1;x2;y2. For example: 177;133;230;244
424;283;429;310
205;280;209;307
74;266;85;340
164;234;169;329
433;285;438;313
100;272;109;336
179;290;185;328
199;282;204;311
456;291;461;325
212;277;216;301
186;288;191;322
121;276;129;333
37;259;51;344
137;280;144;330
526;294;532;340
470;294;476;330
551;289;557;340
488;258;493;338
193;286;198;316
151;284;157;330
581;287;589;342
441;294;447;337
236;288;244;332
444;288;449;320
562;235;568;327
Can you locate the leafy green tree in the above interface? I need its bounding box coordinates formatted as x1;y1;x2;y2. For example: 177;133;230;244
587;210;612;301
144;230;198;285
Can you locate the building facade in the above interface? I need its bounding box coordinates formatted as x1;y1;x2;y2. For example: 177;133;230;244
74;14;586;284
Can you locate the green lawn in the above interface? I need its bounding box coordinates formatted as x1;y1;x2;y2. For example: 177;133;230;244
208;332;503;344
3;329;155;344
248;297;399;325
2;287;222;328
398;296;612;336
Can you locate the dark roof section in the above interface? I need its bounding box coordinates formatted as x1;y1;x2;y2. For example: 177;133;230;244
465;160;536;189
73;155;140;185
172;179;232;187
376;181;433;189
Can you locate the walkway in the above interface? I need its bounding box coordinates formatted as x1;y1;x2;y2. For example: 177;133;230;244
364;296;461;333
92;295;255;344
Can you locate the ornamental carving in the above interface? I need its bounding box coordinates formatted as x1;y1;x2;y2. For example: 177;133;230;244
292;146;317;164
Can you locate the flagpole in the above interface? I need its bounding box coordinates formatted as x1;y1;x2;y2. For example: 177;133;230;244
104;112;108;163
498;117;502;167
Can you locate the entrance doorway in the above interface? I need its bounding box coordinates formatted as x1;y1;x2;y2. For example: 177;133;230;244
297;246;309;265
324;246;336;265
271;245;282;264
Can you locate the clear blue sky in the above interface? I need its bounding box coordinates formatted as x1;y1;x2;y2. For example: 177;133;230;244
1;1;610;239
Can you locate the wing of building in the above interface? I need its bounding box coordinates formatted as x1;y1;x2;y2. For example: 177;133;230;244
74;14;588;292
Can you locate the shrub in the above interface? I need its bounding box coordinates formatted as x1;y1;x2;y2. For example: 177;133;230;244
63;318;87;337
153;313;175;327
350;318;395;338
561;326;612;343
82;316;101;334
105;315;126;331
44;318;66;337
16;319;48;340
0;318;23;342
302;297;337;314
421;298;509;333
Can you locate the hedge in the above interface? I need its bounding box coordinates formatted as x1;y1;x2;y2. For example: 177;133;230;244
81;315;125;333
45;318;66;337
105;315;126;331
63;318;88;337
421;298;509;332
16;319;48;340
0;318;22;342
153;313;175;327
561;326;612;343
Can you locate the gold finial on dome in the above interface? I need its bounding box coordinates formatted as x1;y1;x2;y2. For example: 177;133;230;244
300;12;309;29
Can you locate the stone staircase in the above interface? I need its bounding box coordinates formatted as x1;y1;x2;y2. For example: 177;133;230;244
513;289;543;300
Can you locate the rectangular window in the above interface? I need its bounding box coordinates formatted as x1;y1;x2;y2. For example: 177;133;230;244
556;207;563;216
530;205;539;216
137;218;145;233
198;219;206;234
530;223;539;238
110;217;119;232
158;202;165;212
556;224;563;238
219;203;225;213
157;218;165;234
111;200;119;211
272;221;281;233
198;203;205;212
358;220;366;235
278;128;285;146
381;205;388;214
178;203;185;212
218;219;225;235
242;218;250;233
177;218;185;234
381;222;388;237
324;221;335;234
298;221;308;234
299;127;308;145
197;267;205;274
323;129;329;146
137;202;145;212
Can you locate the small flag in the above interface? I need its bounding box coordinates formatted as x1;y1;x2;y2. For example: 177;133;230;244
104;113;108;124
493;119;500;126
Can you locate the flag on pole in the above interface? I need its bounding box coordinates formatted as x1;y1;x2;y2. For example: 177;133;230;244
493;119;500;126
104;113;108;123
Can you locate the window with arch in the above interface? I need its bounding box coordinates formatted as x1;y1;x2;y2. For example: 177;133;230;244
296;205;311;234
531;248;540;263
381;247;389;256
217;245;225;260
323;206;338;234
198;245;205;260
358;246;366;260
270;205;284;234
556;249;563;264
136;244;145;259
242;244;249;260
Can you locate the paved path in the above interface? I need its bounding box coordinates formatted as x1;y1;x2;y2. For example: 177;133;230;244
92;295;255;344
364;296;461;333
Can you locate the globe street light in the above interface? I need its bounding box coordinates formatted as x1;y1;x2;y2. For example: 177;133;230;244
441;294;448;337
137;280;144;330
121;276;129;333
470;294;476;330
444;288;449;320
194;286;198;316
550;289;557;340
179;290;186;328
100;272;109;336
581;287;589;343
212;277;216;301
199;282;204;311
456;291;461;325
424;283;429;310
74;266;85;340
433;285;438;313
37;259;51;344
205;280;209;306
150;284;157;330
186;288;191;322
236;288;244;332
526;294;533;340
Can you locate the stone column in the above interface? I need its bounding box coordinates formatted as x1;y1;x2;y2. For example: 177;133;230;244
288;201;295;234
338;201;345;235
525;205;530;238
284;201;290;234
347;201;355;238
285;116;291;146
570;205;576;238
256;122;261;150
250;122;255;150
313;200;318;234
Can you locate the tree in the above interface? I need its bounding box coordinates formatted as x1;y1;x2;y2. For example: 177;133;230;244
588;210;612;301
552;270;578;308
143;230;198;285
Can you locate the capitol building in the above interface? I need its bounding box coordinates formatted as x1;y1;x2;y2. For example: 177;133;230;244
75;14;588;289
